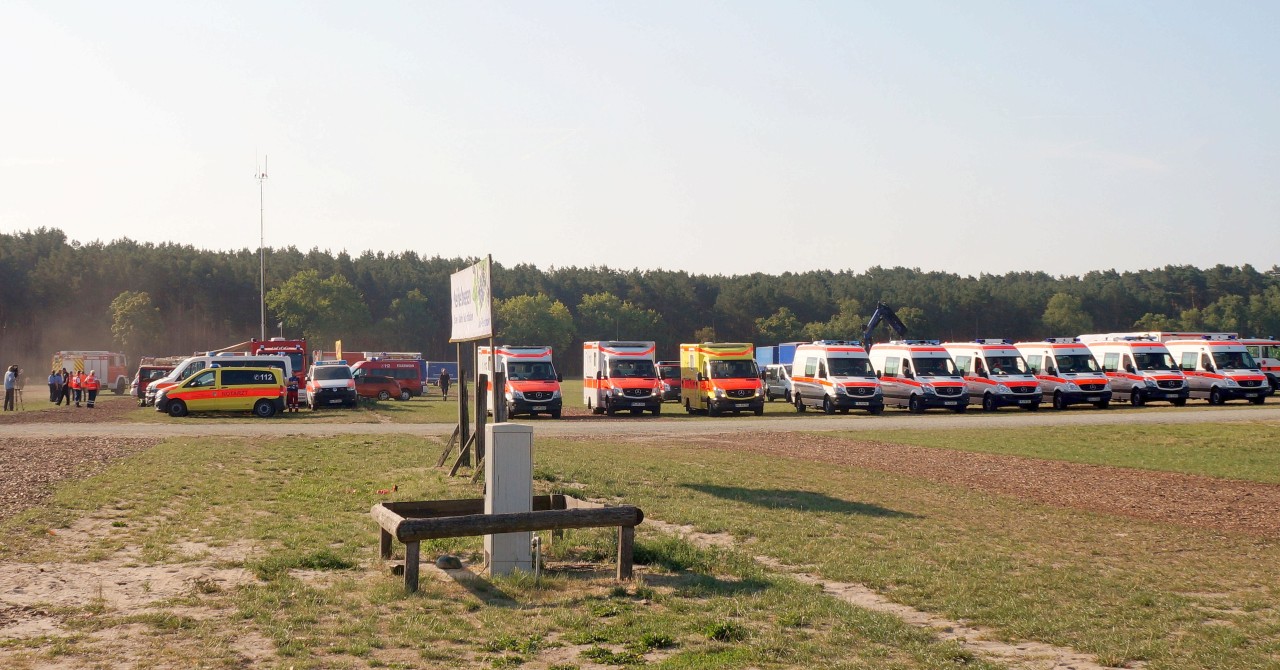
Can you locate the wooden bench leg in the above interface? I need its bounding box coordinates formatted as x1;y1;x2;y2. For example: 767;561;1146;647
380;529;393;560
405;541;420;593
617;526;634;580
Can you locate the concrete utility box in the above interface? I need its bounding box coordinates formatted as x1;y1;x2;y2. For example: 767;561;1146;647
484;423;533;576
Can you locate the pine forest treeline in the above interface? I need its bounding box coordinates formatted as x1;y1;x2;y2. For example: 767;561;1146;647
3;228;1280;375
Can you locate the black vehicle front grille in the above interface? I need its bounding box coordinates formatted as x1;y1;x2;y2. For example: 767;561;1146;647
935;386;963;396
1157;380;1184;390
726;389;754;399
1240;379;1263;388
623;388;652;398
525;391;554;401
1011;386;1038;394
848;386;876;397
1079;384;1106;392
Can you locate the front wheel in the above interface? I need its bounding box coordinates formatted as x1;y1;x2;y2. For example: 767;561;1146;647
908;395;924;414
652;405;661;415
377;390;391;401
685;399;694;414
399;389;411;401
115;381;126;395
784;390;792;404
869;406;884;415
1209;388;1224;406
1130;388;1146;407
982;394;997;412
1093;400;1110;409
167;400;187;418
754;406;764;416
822;396;834;415
1250;396;1266;405
254;399;277;418
793;393;806;413
1170;398;1187;407
550;408;562;419
1052;392;1067;411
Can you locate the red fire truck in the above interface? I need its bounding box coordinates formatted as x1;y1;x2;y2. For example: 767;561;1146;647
51;351;131;395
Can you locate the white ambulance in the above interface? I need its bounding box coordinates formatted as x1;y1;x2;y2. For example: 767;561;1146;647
789;341;883;414
1241;338;1280;390
1162;335;1271;405
1014;338;1113;410
477;345;563;419
941;339;1043;412
868;340;969;413
1077;335;1189;406
582;341;663;416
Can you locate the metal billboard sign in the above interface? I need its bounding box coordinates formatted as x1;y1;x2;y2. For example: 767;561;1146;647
449;257;493;342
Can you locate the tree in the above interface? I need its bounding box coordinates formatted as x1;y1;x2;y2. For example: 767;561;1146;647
692;326;717;343
754;307;804;343
496;294;575;356
803;299;864;341
109;291;161;358
266;270;371;345
576;292;663;341
1132;312;1179;330
1041;293;1094;336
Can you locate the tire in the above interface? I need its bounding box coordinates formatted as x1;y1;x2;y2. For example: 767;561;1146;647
982;394;997;412
822;396;834;415
1093;400;1110;409
1052;392;1067;411
1023;402;1040;411
869;406;884;415
908;395;924;414
377;390;391;401
399;389;411;401
784;390;792;404
754;406;764;416
766;391;774;402
652;405;661;416
606;402;617;417
708;403;721;417
794;393;806;413
630;408;642;415
550;408;561;419
167;400;187;418
114;381;126;395
254;399;276;418
951;405;967;413
685;399;694;414
1209;388;1224;406
1250;396;1266;405
1171;398;1187;407
1130;388;1145;407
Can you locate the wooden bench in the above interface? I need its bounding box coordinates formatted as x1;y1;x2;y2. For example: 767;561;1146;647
371;494;644;592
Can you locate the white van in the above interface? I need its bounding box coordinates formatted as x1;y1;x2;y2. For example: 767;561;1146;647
1078;336;1188;406
144;353;293;406
762;364;793;402
789;341;884;414
941;340;1043;412
1241;338;1280;391
1163;336;1271;405
868;340;968;413
1015;339;1112;410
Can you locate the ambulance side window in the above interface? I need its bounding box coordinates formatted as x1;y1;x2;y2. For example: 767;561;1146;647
883;357;900;377
817;360;827;379
189;371;216;388
1102;353;1120;372
804;357;817;377
1199;353;1213;371
954;355;971;374
1122;355;1136;373
1026;355;1042;374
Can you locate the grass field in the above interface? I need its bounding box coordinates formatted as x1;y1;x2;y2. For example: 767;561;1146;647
2;421;1278;668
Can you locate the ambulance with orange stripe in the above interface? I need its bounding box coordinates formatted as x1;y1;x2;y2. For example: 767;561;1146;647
154;366;285;418
679;342;764;416
1241;338;1280;390
1077;335;1188;406
1159;335;1270;405
583;341;663;416
789;341;883;414
941;339;1043;412
478;345;563;419
867;340;968;413
1014;338;1112;409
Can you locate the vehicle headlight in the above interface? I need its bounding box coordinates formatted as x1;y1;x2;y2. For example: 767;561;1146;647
1144;378;1158;388
611;388;624;397
662;383;671;391
1061;381;1080;392
550;389;561;399
1223;378;1240;387
920;383;935;394
506;391;518;401
995;383;1011;393
714;388;725;398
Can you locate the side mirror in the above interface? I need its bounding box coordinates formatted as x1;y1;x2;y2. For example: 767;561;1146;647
976;371;988;378
902;369;914;379
556;373;563;382
1124;365;1136;374
875;369;883;377
596;371;603;379
697;372;706;382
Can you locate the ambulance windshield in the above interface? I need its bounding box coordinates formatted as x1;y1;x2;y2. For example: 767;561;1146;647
709;360;759;379
985;355;1029;375
609;360;657;378
1213;351;1257;370
911;356;958;376
1054;354;1101;374
829;357;875;377
1133;352;1177;371
507;362;557;381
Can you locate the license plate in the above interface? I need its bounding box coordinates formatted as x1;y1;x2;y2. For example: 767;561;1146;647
328;399;343;404
734;403;749;408
854;401;869;406
944;401;957;406
531;405;547;411
1246;393;1258;398
1018;399;1032;404
631;402;647;407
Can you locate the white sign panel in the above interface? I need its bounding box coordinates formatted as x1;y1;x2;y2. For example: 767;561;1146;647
450;258;493;342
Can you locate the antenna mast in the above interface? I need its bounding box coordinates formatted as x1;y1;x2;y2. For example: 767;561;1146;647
256;156;268;342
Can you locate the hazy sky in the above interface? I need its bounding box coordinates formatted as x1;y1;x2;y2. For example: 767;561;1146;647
2;1;1277;277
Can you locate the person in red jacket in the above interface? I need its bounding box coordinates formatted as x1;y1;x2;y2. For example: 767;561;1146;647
70;371;83;407
84;371;101;408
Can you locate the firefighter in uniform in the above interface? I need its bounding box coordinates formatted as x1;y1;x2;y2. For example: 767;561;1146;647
84;370;101;408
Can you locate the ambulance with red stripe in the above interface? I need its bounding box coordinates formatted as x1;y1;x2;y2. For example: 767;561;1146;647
1241;338;1280;391
679;342;764;416
1160;335;1270;405
789;341;883;414
1077;335;1189;406
868;340;968;413
941;340;1043;412
478;345;563;419
1014;338;1112;410
583;341;663;416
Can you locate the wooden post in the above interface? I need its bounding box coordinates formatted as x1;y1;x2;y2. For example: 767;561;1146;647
448;433;476;477
404;541;420;593
617;526;635;580
435;424;461;468
474;373;488;466
380;528;393;560
494;370;507;423
457;343;470;467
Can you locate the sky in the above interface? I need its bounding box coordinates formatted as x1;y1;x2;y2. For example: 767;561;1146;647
2;1;1277;277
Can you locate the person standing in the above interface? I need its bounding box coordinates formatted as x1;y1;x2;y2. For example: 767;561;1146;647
84;370;100;408
48;370;60;403
3;365;15;411
57;368;71;406
70;370;82;407
438;368;451;401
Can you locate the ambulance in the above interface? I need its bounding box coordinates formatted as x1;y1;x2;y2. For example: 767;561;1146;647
582;341;663;416
867;340;969;413
144;353;293;406
1162;335;1270;405
1240;338;1280;390
50;351;130;395
941;340;1043;411
1077;335;1188;406
1014;338;1112;409
789;341;883;414
679;342;764;416
477;345;563;419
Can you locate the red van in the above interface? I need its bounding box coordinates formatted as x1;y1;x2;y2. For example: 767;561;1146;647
351;360;425;400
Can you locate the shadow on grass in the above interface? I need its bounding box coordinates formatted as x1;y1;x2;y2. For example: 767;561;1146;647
643;572;770;598
442;567;520;608
682;484;917;518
